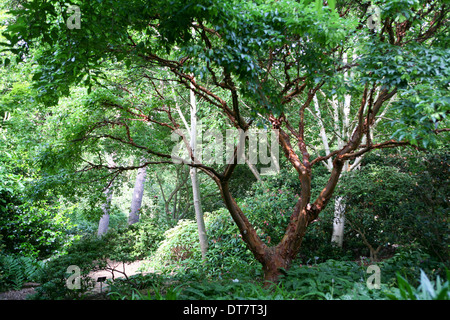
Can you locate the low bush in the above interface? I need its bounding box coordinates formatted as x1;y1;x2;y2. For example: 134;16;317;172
101;246;449;300
0;200;76;259
147;208;257;280
30;218;164;299
102;219;165;262
30;236;108;299
378;247;448;286
0;254;45;291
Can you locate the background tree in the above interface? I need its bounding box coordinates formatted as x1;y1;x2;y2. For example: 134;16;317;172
128;158;147;225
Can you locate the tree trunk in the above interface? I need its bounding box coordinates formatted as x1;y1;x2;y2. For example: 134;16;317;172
97;182;113;236
97;155;116;236
128;160;147;225
217;177;311;285
261;248;290;284
331;196;345;247
190;82;208;260
191;166;208;260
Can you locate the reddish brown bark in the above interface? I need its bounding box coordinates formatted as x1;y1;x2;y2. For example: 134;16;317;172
69;4;447;285
211;85;403;283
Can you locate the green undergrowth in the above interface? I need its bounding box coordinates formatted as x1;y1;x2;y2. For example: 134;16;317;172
106;253;449;300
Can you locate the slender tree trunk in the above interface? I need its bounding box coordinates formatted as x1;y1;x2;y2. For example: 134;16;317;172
98;182;114;236
191;166;208;259
172;79;208;258
156;166;190;224
128;159;147;225
97;155;116;236
331;196;346;247
245;157;262;182
190;82;208;260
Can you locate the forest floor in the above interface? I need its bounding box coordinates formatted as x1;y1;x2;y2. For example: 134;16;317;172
0;259;149;300
0;283;40;300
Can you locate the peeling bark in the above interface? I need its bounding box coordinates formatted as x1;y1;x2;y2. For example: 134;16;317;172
331;196;346;247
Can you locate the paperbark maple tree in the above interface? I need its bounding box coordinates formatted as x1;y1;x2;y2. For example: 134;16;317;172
4;0;448;282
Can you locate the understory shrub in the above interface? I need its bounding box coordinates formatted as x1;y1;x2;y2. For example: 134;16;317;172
378;247;448;286
30;218;163;299
0;254;45;291
31;236;108;299
279;259;376;300
104;247;447;300
147;208;257;279
0;200;75;259
102;219;165;262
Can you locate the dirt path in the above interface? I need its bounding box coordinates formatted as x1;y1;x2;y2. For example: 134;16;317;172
0;283;39;300
0;259;150;300
88;259;151;293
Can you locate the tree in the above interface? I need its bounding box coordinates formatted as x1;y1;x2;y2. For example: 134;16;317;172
156;165;191;224
311;52;391;247
189;82;209;260
172;77;209;259
128;158;147;225
4;0;449;283
97;154;116;236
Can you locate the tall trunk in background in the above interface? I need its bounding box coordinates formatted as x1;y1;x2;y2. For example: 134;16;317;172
128;160;147;225
314;93;350;248
331;196;346;247
330;52;352;248
97;155;116;236
172;81;208;259
312;53;375;248
190;83;208;261
97;185;113;236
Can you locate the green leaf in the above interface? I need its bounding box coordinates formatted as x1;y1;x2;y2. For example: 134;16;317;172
328;0;336;11
315;0;323;13
397;273;416;300
420;270;436;299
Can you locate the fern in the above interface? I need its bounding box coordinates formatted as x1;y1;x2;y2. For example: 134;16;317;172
2;255;24;290
21;256;44;282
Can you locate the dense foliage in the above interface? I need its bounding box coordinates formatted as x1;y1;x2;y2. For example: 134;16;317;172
0;0;448;301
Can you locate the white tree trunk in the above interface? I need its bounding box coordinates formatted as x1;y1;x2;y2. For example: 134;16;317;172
331;196;346;247
190;166;208;259
97;155;116;236
128;160;147;225
97;182;114;236
314;52;390;248
313;95;332;171
189;82;208;260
